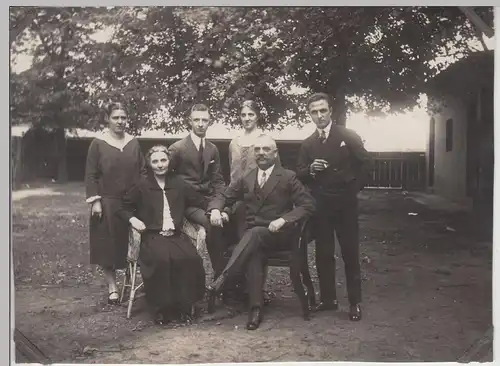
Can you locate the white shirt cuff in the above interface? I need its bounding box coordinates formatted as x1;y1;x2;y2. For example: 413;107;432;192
86;196;101;204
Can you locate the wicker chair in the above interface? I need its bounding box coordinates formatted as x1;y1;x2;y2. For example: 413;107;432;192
119;218;207;319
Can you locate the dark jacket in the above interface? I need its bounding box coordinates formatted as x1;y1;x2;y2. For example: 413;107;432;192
168;134;226;198
208;165;316;230
116;172;207;232
296;124;372;203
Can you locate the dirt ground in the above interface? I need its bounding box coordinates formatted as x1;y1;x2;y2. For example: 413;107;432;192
12;182;492;363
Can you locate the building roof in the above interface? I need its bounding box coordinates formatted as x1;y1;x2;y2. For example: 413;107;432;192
10;122;317;143
426;50;494;99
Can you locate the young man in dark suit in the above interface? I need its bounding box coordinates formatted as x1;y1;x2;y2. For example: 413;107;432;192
168;103;228;279
206;135;316;330
296;92;371;321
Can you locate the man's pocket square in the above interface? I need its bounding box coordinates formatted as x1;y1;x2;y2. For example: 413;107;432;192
340;141;346;147
209;160;215;164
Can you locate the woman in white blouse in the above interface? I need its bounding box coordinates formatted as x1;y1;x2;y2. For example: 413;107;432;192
228;100;266;186
117;145;206;325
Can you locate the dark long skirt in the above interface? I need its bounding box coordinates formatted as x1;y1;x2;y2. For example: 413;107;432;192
139;231;206;318
89;197;128;269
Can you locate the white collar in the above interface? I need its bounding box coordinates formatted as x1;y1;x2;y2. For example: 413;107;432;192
258;164;275;177
97;129;134;151
317;121;332;137
190;131;205;150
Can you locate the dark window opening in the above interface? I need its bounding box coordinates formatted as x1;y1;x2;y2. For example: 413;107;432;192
446;118;453;152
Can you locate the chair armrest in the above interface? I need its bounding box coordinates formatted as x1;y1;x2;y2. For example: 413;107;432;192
181;218;207;251
127;227;142;262
127;219;208;262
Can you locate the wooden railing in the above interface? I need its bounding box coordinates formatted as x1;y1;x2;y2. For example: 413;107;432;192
364;151;426;190
58;139;427;191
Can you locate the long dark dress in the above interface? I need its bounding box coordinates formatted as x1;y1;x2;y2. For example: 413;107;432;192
85;135;147;269
116;172;207;317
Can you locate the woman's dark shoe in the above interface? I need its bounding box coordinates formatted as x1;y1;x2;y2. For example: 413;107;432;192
349;304;362;321
107;291;120;305
153;312;169;326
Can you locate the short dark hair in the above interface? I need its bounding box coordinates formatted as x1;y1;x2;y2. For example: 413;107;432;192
306;93;331;110
190;103;210;115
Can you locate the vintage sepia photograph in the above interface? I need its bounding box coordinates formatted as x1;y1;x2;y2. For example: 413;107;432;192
10;5;494;364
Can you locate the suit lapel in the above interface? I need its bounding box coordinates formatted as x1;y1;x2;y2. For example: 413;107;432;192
186;135;203;171
326;124;344;147
246;169;258;195
257;167;282;209
202;141;212;175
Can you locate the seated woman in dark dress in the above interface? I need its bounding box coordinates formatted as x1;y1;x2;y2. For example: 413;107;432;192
117;145;207;325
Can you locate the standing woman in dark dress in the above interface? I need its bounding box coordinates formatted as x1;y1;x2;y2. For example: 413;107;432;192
117;145;206;324
85;102;147;304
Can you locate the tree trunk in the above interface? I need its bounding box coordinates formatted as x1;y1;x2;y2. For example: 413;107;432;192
327;84;347;126
334;87;347;126
54;127;68;183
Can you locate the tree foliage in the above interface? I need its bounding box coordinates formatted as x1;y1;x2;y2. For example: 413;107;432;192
95;6;494;129
10;6;118;129
9;6;119;181
10;6;494;132
176;7;494;123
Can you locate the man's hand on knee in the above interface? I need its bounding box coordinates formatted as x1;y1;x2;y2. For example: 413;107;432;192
268;218;286;233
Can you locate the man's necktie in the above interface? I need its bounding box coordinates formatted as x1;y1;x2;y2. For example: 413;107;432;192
199;139;204;165
199;139;205;179
319;130;327;143
259;171;267;188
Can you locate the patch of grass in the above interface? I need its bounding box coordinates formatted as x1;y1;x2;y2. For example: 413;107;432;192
12;183;97;287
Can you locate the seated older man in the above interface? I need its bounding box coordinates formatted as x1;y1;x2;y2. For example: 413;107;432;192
207;135;316;330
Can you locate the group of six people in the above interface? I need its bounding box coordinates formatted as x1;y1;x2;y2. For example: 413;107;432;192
84;92;372;330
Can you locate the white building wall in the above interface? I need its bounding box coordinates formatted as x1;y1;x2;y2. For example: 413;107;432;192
429;96;471;205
